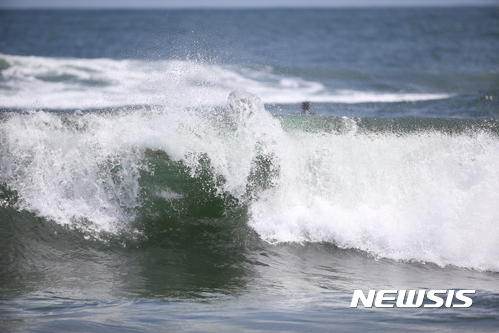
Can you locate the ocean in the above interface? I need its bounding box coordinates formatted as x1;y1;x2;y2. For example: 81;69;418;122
1;7;498;332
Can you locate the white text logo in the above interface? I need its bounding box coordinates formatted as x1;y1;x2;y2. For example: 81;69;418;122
350;290;476;308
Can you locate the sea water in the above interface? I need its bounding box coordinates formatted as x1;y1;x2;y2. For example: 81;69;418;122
1;8;498;332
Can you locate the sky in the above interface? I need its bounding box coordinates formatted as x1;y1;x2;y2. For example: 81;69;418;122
1;0;497;9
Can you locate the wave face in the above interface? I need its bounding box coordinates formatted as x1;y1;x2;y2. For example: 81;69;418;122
1;98;499;271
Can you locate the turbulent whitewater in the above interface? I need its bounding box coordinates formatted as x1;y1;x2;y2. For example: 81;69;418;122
1;90;498;271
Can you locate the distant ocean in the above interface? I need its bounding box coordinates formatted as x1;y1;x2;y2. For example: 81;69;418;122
1;7;498;332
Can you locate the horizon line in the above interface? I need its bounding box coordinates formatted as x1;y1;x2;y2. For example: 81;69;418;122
1;4;497;10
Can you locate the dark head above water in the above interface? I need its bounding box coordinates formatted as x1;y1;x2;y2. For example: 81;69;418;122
301;101;314;115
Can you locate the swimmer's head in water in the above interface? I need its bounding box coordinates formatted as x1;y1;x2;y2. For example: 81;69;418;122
301;101;311;114
228;91;265;119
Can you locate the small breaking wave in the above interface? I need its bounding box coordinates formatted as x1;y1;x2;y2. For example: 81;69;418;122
0;54;449;110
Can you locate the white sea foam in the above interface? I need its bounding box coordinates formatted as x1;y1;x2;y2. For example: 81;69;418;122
0;54;449;109
0;111;148;232
249;125;499;272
